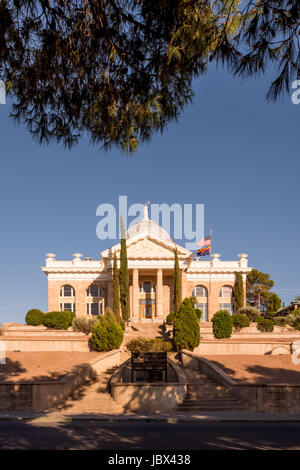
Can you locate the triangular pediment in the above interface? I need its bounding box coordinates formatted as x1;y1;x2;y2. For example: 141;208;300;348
101;234;192;260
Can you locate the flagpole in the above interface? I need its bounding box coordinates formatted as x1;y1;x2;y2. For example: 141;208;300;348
210;228;213;260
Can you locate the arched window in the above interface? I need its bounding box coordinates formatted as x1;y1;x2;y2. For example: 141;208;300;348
219;286;234;298
192;285;208;321
219;285;234;314
60;285;75;313
140;281;155;294
86;285;103;315
87;285;103;298
60;285;75;297
192;285;208;298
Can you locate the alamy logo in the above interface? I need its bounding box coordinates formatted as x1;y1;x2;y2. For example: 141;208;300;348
96;196;205;250
291;80;300;105
0;80;6;104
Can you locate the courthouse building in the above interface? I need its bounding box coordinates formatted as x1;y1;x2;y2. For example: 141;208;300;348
42;212;251;323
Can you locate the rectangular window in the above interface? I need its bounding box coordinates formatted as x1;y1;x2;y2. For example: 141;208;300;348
91;303;99;315
219;303;234;315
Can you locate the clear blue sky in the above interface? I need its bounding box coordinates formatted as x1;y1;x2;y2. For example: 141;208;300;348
0;65;299;323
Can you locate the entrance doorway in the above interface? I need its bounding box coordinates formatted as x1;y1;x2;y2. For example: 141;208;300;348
139;299;156;319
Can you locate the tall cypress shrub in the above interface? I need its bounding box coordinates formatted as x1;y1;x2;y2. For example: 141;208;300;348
119;216;130;321
173;246;181;315
112;252;120;321
234;272;244;313
173;298;200;351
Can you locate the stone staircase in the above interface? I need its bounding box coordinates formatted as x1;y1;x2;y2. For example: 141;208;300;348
178;368;246;412
53;367;124;415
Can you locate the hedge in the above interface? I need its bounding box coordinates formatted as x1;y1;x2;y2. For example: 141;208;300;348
212;310;233;339
42;311;70;330
256;318;274;332
232;313;250;331
25;309;44;326
126;337;172;353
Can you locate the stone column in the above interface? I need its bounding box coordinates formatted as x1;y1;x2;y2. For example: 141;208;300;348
132;269;139;320
156;269;163;319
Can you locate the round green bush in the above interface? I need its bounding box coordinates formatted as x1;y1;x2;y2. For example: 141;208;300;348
194;308;202;321
173;298;200;351
239;307;259;322
91;317;124;351
212;310;233;339
256;318;274;332
232;314;250;331
42;311;70;330
126;337;172;353
25;309;44;326
166;311;176;325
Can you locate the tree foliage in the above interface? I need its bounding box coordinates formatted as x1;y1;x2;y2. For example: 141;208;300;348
234;272;244;313
267;292;282;313
112;252;120;320
172;246;182;315
0;1;298;152
119;216;130;321
173;298;200;351
246;268;274;312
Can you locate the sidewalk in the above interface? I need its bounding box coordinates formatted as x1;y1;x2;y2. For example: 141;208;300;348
1;410;300;423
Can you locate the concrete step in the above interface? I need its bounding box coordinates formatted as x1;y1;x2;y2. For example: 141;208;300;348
52;367;123;414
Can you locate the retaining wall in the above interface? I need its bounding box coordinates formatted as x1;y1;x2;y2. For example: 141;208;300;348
0;349;121;411
182;350;300;413
110;357;187;413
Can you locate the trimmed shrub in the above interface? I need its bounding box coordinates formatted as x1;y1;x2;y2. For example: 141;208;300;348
254;315;263;323
91;316;124;351
126;337;172;353
72;317;98;335
256;318;274;332
232;314;250;331
273;316;288;327
25;309;44;326
66;311;76;327
239;307;259;322
212;310;233;339
166;311;176;325
194;308;202;321
173;298;200;351
42;311;70;330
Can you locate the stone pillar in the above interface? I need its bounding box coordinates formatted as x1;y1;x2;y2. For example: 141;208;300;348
156;269;163;319
132;269;139;320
